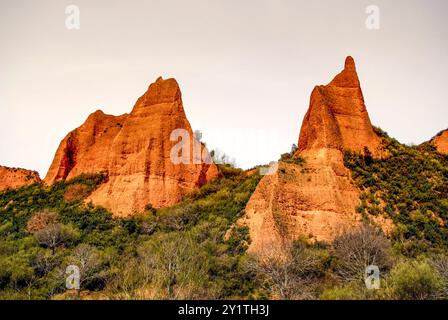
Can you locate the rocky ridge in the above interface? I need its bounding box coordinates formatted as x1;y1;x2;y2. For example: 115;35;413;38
44;77;219;216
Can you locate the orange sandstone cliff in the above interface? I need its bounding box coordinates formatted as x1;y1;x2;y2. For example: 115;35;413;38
432;129;448;154
239;57;386;254
0;165;41;192
44;77;219;216
298;56;384;158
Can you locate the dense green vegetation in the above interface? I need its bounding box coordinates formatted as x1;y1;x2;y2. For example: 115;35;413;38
344;127;448;256
1;131;448;300
0;166;262;299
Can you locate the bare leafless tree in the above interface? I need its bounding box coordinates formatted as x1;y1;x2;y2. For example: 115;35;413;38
34;249;59;276
34;223;78;254
332;223;393;282
247;242;323;299
66;244;109;289
429;254;448;298
106;257;152;299
210;148;236;167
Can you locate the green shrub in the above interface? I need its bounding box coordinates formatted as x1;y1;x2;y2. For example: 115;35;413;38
387;260;443;300
0;167;262;299
279;153;305;166
344;129;448;254
320;285;365;300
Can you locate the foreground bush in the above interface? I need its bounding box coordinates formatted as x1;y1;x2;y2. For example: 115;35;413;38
248;240;330;299
332;224;393;282
320;285;365;300
387;260;443;300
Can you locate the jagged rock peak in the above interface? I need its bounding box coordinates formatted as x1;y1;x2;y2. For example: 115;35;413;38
298;56;383;157
328;56;360;88
136;77;182;109
344;56;356;70
44;76;219;216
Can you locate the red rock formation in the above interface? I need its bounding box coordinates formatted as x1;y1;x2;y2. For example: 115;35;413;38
433;129;448;154
0;165;41;192
298;56;384;157
240;57;387;254
45;77;219;216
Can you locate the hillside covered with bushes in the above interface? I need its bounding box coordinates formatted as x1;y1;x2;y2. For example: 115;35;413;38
344;127;448;255
0;166;261;299
1;136;448;300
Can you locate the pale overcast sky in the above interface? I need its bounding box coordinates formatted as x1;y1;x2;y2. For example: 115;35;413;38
1;0;447;177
